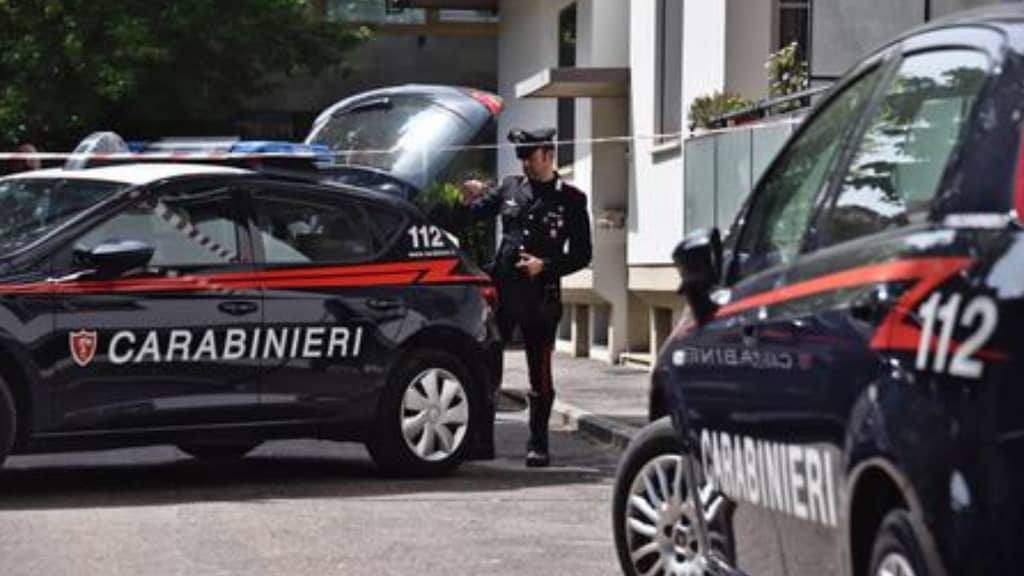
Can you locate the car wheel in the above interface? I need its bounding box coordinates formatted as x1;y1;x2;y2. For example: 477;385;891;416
613;417;733;576
869;510;929;576
0;377;15;468
368;349;475;477
178;442;258;461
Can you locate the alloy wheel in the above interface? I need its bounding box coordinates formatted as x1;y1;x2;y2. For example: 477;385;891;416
877;553;917;576
399;367;469;462
624;453;727;576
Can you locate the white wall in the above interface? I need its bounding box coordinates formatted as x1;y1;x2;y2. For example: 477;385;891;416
573;0;631;201
681;0;727;131
496;0;574;179
627;0;685;266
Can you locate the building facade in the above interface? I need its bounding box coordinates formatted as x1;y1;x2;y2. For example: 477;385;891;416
394;0;1005;365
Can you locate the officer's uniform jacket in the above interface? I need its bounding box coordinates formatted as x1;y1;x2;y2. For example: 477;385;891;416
457;174;592;322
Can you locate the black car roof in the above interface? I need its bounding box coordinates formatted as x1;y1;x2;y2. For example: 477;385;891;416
21;164;423;216
252;170;420;214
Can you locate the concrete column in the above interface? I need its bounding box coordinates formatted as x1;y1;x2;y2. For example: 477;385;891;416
573;304;590;357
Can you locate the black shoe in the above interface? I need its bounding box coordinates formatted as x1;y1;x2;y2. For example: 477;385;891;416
526;449;550;468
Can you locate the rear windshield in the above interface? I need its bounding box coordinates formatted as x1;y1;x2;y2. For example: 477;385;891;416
306;95;473;175
0;178;126;253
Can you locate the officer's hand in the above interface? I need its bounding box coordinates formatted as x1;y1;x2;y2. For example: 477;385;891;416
516;252;545;278
460;179;486;205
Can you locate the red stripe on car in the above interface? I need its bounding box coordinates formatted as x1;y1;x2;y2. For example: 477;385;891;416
0;259;489;295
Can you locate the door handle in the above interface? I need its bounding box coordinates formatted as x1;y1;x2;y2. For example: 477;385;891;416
741;324;758;346
218;301;259;316
367;298;402;311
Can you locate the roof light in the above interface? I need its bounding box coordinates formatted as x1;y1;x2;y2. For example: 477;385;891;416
65;131;130;170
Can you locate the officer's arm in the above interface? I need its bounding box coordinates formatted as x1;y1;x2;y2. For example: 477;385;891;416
450;178;507;227
543;194;592;279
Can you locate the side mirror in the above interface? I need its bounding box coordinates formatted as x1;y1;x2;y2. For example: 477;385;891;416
672;228;722;319
75;239;154;278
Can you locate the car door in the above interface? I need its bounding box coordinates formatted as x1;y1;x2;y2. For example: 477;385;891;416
772;43;998;573
683;60;887;415
247;183;409;423
49;179;261;431
678;60;891;575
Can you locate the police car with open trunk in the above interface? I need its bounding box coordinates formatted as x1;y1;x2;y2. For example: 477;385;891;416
0;85;504;476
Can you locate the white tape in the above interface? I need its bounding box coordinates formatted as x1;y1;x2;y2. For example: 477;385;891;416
0;132;698;161
0;123;803;162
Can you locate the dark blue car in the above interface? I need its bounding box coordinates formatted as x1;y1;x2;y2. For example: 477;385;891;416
613;7;1024;576
0;85;504;477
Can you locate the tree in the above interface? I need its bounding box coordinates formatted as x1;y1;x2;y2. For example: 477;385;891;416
0;0;368;149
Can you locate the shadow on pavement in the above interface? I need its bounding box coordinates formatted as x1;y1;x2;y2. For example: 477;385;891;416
0;419;620;512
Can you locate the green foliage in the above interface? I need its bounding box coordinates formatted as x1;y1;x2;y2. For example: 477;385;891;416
0;0;369;149
417;181;493;266
688;92;753;131
767;42;809;99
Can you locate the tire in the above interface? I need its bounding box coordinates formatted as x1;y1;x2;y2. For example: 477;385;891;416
178;442;258;461
368;349;476;477
0;377;15;468
612;417;734;576
868;510;930;576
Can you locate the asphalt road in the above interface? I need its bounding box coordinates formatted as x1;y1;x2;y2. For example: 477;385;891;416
0;404;624;576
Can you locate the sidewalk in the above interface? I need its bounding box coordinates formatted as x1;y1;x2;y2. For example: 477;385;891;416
499;349;650;449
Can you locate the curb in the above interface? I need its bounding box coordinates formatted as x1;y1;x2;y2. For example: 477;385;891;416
499;389;639;450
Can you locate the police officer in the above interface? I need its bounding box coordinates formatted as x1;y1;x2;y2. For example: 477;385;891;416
457;127;592;467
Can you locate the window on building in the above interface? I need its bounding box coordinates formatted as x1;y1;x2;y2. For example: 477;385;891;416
327;0;426;24
778;0;811;64
558;3;577;167
656;0;683;141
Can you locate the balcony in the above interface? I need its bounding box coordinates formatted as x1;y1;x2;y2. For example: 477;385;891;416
682;88;826;234
683;121;795;233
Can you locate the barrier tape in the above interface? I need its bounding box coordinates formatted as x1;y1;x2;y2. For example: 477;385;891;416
0;125;800;162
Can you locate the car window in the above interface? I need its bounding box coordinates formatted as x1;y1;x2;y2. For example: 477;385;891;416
252;192;373;264
363;203;405;251
307;95;470;174
821;50;989;247
76;187;240;267
732;66;884;281
0;178;125;254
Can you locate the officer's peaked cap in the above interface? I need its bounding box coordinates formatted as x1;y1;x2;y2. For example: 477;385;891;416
509;127;556;159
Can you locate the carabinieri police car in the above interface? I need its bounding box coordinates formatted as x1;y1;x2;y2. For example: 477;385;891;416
0;154;503;477
613;6;1024;576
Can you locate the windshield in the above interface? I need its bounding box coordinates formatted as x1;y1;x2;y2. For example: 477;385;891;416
0;178;126;254
306;95;473;188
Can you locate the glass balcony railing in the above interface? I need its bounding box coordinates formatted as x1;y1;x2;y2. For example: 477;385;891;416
683;120;796;233
682;87;829;235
